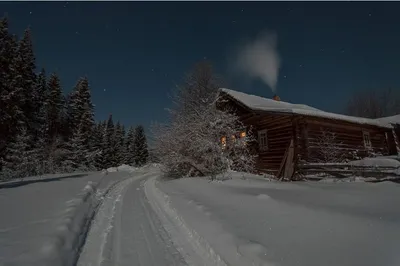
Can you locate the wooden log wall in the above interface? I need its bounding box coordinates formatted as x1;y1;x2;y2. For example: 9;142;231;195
248;113;294;171
303;117;391;162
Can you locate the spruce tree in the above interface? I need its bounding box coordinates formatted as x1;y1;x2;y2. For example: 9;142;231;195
119;125;126;164
92;121;105;169
15;28;37;132
1;126;38;180
113;122;125;166
0;18;24;158
103;114;115;168
63;125;88;172
67;77;94;136
132;125;149;166
46;73;64;143
0;17;15;166
125;126;135;165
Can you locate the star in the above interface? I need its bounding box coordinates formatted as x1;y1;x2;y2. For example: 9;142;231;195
241;9;244;12
320;48;325;52
299;64;303;67
29;11;32;15
103;89;106;92
232;20;236;23
283;75;287;79
368;13;372;17
75;31;79;35
151;68;154;72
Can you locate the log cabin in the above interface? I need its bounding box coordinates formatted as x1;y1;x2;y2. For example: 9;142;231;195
217;88;400;178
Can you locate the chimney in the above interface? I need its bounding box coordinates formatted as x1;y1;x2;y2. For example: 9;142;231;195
273;94;281;101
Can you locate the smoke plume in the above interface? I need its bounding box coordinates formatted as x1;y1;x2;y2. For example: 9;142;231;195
234;31;281;92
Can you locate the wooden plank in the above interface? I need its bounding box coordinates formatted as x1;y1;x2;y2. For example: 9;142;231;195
281;139;295;180
276;143;289;179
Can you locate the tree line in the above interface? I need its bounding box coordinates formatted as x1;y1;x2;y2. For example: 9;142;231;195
0;17;148;180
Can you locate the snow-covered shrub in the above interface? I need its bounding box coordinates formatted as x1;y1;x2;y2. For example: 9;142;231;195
152;61;256;179
313;129;346;163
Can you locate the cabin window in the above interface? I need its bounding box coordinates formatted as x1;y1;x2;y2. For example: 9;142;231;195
258;129;268;151
221;136;227;149
363;131;372;148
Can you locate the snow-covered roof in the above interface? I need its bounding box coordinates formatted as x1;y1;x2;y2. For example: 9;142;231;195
219;88;392;129
374;114;400;125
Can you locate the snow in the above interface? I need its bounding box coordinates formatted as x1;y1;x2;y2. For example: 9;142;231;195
349;157;400;168
374;114;400;125
105;164;137;174
158;174;400;266
0;170;131;266
220;88;392;128
78;167;188;266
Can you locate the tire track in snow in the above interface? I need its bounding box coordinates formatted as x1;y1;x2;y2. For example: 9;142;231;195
144;175;228;266
77;171;186;266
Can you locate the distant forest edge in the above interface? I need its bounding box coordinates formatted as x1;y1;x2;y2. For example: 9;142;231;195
0;17;149;180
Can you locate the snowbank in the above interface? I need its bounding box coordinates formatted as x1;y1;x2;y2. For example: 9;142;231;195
39;181;99;266
106;164;137;174
0;172;92;189
349;157;400;168
39;171;134;266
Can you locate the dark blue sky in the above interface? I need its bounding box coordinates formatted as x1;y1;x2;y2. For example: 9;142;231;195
2;2;400;129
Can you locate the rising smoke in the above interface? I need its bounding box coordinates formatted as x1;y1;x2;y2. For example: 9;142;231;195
234;31;281;92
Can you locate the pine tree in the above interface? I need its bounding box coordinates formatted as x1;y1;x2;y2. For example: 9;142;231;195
0;126;38;180
62;125;88;172
93;121;105;169
113;122;125;166
15;28;37;132
119;125;126;164
103;114;115;168
67;77;94;136
0;17;15;167
0;18;24;162
46;73;64;143
33;69;48;143
132;125;149;166
125;126;135;165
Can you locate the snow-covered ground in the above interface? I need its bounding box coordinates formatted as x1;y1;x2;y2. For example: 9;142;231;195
157;173;400;266
0;169;133;266
3;165;400;266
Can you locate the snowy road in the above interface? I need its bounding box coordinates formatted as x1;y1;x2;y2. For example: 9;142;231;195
77;172;186;266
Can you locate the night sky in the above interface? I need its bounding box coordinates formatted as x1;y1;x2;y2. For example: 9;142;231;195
2;2;400;130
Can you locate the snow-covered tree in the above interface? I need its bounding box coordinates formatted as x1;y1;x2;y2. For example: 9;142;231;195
67;77;94;136
92;121;105;169
15;28;37;132
46;73;64;143
312;129;346;163
62;125;88;172
0;127;38;180
132;125;149;166
0;17;16;166
124;126;135;165
152;61;256;178
101;114;115;168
